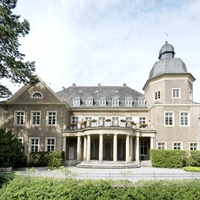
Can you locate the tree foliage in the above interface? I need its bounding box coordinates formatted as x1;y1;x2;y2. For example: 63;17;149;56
0;127;27;167
0;0;36;99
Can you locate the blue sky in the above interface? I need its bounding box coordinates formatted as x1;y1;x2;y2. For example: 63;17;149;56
4;0;200;101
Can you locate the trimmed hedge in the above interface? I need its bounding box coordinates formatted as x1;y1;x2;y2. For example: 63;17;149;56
1;175;200;199
151;149;186;168
28;151;64;167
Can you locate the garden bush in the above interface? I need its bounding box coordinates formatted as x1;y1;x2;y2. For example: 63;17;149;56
28;152;49;167
151;149;186;168
183;166;200;172
1;176;200;199
48;151;64;169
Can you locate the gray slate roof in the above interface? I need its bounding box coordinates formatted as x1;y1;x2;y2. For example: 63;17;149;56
56;85;145;108
149;42;188;79
149;58;188;79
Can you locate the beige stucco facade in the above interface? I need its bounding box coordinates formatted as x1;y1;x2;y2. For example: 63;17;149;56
1;42;200;166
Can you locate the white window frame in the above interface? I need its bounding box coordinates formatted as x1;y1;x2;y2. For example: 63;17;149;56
112;97;119;107
138;98;145;106
86;97;93;106
189;142;198;150
139;117;146;124
73;97;81;106
164;112;174;126
15;111;25;126
172;88;181;98
180;112;189;126
125;98;132;107
173;142;182;150
99;97;106;106
154;91;161;100
31;91;43;98
45;137;56;152
31;111;41;126
17;137;24;144
29;137;40;152
47;111;57;126
157;142;166;150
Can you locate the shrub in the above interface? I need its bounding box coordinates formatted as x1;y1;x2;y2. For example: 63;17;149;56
183;166;200;172
28;152;49;167
48;151;64;169
151;149;186;168
0;127;27;168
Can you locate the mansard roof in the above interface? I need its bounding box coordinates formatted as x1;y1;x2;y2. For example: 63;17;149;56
56;85;145;109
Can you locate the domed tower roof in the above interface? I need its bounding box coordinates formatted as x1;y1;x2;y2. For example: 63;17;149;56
148;41;188;79
158;41;175;59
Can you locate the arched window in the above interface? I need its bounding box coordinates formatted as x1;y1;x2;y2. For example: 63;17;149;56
31;91;43;98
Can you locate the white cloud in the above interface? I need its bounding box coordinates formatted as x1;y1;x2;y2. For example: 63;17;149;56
4;0;200;101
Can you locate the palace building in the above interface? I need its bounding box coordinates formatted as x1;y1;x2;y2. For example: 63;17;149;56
0;42;200;167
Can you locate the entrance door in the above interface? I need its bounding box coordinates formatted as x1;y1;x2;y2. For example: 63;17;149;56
68;146;75;160
140;140;148;160
104;141;112;160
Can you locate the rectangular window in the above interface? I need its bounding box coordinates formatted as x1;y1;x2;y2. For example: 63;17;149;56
99;98;106;106
112;98;119;106
139;117;146;124
31;111;41;125
180;112;189;126
30;138;39;152
154;91;161;100
73;98;80;106
157;142;165;149
71;116;78;130
86;98;93;106
46;138;55;151
138;99;145;106
47;112;56;125
173;143;181;150
125;98;132;106
15;111;25;125
190;143;198;150
165;112;173;126
172;89;180;98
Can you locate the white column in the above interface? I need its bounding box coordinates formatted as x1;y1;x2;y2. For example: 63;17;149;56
62;136;66;152
77;136;81;161
126;135;130;162
130;136;133;161
135;136;139;163
99;134;103;162
86;135;91;162
150;137;154;149
83;136;87;161
113;134;118;162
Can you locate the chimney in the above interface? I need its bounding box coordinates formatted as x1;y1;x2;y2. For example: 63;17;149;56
72;83;76;87
123;83;127;86
98;83;101;86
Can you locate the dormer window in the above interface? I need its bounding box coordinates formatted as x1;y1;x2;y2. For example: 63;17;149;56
99;97;106;106
31;91;43;98
86;97;93;106
138;98;145;106
112;97;119;106
73;97;81;106
125;97;132;106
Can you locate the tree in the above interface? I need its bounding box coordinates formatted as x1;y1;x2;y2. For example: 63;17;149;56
0;127;27;167
0;0;36;99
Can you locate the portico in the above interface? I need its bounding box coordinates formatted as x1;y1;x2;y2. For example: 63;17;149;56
62;127;156;166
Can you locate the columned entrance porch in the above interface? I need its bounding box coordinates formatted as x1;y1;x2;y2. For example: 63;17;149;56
62;128;156;167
